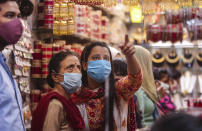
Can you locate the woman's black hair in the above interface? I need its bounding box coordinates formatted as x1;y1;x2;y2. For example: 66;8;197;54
153;67;160;80
167;68;181;80
113;58;127;76
46;49;79;88
151;112;202;131
81;42;116;130
19;0;33;17
159;69;168;80
153;68;168;81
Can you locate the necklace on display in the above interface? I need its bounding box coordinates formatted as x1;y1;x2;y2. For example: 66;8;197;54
152;55;165;63
196;54;202;62
166;50;179;63
166;55;180;63
182;54;194;64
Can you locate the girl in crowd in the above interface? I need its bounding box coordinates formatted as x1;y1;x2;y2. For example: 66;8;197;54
71;40;142;130
153;68;176;113
31;50;85;131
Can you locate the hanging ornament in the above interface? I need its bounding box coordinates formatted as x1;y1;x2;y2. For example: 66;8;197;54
72;0;104;6
123;0;139;6
103;0;117;7
196;51;202;67
182;50;194;69
166;50;180;67
152;50;165;67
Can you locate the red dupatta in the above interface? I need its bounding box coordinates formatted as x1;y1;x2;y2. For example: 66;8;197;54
71;87;136;131
31;92;85;131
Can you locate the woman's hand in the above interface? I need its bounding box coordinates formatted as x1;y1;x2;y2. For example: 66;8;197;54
119;34;140;75
119;35;136;57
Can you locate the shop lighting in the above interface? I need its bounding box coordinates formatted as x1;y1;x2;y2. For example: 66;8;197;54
130;6;143;23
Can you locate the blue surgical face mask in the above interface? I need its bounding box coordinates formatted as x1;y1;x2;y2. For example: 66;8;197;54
87;60;112;83
60;73;82;94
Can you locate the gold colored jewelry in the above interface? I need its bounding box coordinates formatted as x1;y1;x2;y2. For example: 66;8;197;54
152;56;165;63
166;56;180;63
182;54;194;64
166;51;180;63
196;54;202;62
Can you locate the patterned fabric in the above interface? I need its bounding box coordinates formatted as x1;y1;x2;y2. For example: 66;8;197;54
116;73;143;101
85;97;105;130
71;70;142;131
127;98;137;131
72;88;105;131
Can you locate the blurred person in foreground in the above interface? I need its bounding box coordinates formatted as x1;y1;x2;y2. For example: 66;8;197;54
151;112;202;131
0;0;25;131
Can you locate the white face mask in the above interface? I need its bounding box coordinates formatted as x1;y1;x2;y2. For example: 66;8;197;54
59;73;82;94
160;81;169;90
158;81;170;94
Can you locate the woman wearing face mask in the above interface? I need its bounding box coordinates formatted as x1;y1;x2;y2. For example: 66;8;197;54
71;38;143;131
31;50;85;131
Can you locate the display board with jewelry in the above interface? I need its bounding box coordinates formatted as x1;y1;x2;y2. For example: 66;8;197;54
151;45;202;109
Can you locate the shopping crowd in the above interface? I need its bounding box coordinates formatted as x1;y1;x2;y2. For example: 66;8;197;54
0;0;202;131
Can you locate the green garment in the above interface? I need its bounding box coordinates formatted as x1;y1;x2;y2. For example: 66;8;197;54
135;88;155;127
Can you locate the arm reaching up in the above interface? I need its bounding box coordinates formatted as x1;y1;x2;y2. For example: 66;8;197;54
119;34;141;75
